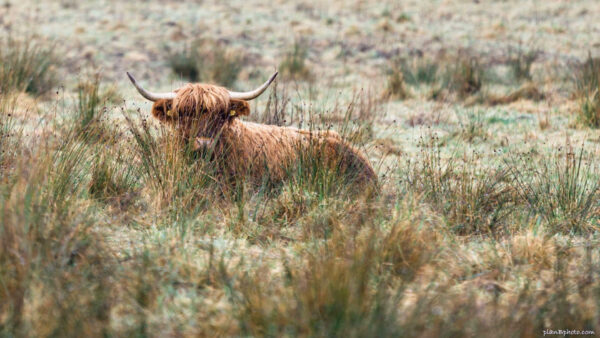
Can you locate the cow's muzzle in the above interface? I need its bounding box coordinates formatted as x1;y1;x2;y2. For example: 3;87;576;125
194;137;215;151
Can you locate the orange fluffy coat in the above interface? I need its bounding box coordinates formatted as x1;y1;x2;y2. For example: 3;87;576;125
150;83;377;187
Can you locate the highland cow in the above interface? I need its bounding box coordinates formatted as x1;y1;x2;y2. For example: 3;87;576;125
127;71;377;189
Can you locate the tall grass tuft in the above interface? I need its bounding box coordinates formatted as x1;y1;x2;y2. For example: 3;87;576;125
259;79;291;126
169;39;243;86
283;139;359;200
574;53;600;127
404;135;513;234
279;40;312;81
398;56;439;86
235;229;403;337
338;89;384;144
446;52;484;99
70;74;118;144
0;140;114;336
507;47;538;82
124;114;217;212
394;51;485;101
0;36;59;96
233;196;445;336
383;60;409;100
88;149;139;208
456;110;488;142
507;143;600;233
76;74;102;129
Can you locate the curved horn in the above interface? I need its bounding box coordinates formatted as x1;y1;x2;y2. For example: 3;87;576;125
228;72;278;100
126;72;176;101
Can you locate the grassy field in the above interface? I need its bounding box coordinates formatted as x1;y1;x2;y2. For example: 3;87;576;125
1;0;600;336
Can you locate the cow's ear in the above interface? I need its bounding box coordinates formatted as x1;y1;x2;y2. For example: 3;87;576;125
229;99;251;117
151;99;174;122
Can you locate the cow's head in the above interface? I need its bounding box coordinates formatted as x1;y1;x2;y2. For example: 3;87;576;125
127;71;277;148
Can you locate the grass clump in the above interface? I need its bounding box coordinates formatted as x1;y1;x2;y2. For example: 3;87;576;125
169;39;243;87
383;60;409;100
0;36;59;96
339;89;385;144
387;49;544;105
235;228;403;337
445;52;484;99
383;55;443;100
392;52;484;101
258;80;291;126
279;40;312;81
0;140;113;336
124;115;217;212
72;74;119;143
456;110;488;142
506;47;538;82
404;135;513;234
232;194;443;336
284;140;369;200
398;56;439;86
76;74;102;130
574;53;600;127
88;150;139;208
507;143;600;234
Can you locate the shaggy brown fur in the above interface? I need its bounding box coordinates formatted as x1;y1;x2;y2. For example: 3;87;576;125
150;83;377;188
